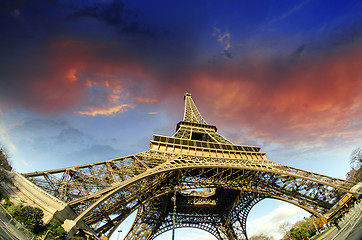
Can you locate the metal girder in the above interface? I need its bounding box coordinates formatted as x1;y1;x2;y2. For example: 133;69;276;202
22;93;358;239
24;155;354;238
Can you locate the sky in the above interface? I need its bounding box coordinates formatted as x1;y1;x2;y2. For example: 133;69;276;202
0;0;361;239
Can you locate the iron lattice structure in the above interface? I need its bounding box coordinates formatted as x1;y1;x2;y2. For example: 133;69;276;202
24;93;356;240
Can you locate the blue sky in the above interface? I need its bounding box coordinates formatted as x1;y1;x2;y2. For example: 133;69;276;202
1;0;362;239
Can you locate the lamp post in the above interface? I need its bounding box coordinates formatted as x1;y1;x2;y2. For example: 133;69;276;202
313;222;319;234
171;185;179;240
117;230;122;240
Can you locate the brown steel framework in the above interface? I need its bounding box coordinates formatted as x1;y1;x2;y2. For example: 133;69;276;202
23;93;356;240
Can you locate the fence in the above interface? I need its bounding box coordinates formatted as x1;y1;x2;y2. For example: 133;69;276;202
0;204;39;240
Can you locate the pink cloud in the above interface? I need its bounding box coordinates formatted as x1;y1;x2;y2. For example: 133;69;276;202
74;104;135;116
1;38;157;114
1;34;361;149
184;45;362;147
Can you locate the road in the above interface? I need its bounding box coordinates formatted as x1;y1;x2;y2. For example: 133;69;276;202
317;201;362;240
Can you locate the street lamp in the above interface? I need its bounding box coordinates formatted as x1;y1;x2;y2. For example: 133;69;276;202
172;186;180;240
117;230;122;240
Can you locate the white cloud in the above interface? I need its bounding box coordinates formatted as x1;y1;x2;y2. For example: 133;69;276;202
0;110;30;169
154;228;216;240
247;203;309;239
177;229;216;240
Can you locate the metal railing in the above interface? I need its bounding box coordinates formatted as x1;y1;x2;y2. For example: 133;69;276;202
0;204;39;240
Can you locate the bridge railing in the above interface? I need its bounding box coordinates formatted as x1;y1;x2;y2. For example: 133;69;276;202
0;204;40;240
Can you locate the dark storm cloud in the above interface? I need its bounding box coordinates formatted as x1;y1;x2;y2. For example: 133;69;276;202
68;0;126;26
289;44;305;62
121;22;170;39
9;119;67;135
63;144;120;164
331;20;362;48
69;0;166;38
7;119;88;148
53;127;87;144
224;49;232;59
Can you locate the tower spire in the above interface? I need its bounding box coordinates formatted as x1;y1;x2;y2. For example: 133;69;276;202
183;93;207;124
175;93;231;143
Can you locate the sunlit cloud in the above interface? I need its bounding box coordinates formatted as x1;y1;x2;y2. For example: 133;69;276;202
0;36;153;113
188;44;362;150
135;96;158;103
66;68;78;83
176;229;216;240
213;27;231;50
0;111;30;168
75;104;135;116
213;27;232;58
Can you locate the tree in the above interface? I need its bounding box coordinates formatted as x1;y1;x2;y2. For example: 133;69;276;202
286;216;321;240
350;147;362;170
249;234;274;240
347;147;362;182
45;219;67;239
314;216;327;230
279;222;292;240
304;217;317;235
0;147;12;181
290;227;309;240
8;204;44;234
346;168;362;182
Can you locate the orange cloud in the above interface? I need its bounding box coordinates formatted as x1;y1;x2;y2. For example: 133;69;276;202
188;45;362;148
134;96;158;103
66;68;78;83
3;38;158;114
75;104;135;116
213;27;231;51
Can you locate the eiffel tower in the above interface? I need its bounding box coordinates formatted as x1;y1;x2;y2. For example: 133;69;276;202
24;93;356;240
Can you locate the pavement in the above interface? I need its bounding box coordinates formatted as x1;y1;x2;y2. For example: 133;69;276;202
0;220;19;240
0;205;36;240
